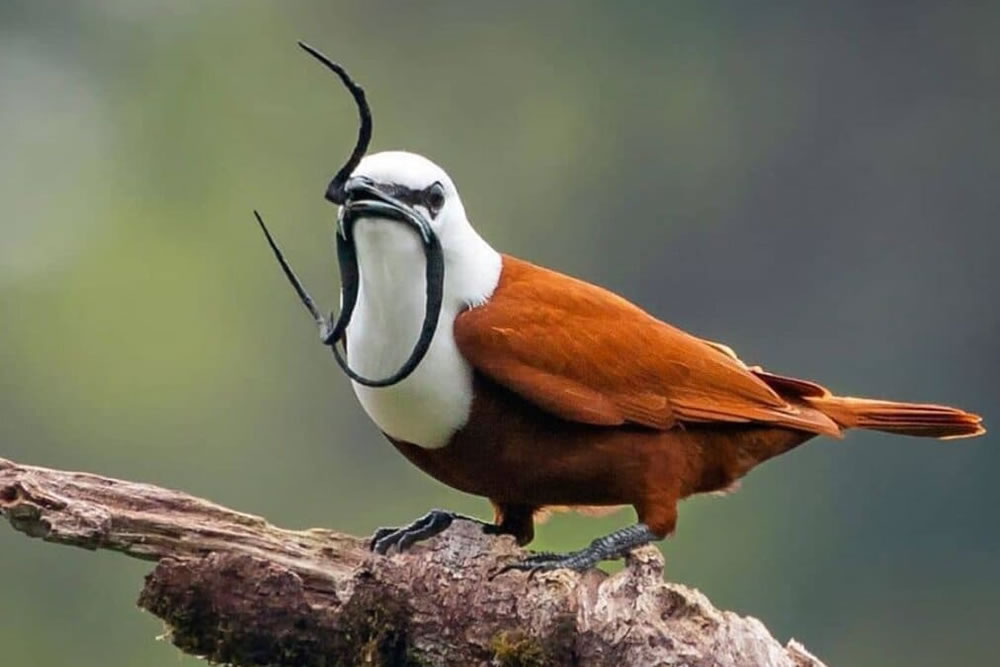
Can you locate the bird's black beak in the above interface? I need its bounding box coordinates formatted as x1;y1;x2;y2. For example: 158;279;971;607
336;176;434;244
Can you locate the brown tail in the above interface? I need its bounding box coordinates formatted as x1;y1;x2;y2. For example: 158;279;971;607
805;395;985;440
749;368;986;440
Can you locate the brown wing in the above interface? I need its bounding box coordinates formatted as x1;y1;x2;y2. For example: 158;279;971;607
454;255;841;437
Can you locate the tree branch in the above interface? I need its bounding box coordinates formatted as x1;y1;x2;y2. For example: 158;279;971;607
0;457;824;666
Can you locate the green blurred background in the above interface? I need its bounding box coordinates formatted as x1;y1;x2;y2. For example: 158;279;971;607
2;1;997;665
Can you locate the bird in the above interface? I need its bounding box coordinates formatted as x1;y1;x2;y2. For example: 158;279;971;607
256;44;986;574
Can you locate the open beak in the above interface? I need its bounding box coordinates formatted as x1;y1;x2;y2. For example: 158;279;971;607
335;176;434;244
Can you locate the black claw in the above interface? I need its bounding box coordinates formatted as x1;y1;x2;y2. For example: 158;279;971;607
510;551;559;565
369;509;488;555
395;512;454;552
491;523;659;576
369;527;397;551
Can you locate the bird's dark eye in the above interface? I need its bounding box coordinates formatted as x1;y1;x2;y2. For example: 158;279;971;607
426;182;446;216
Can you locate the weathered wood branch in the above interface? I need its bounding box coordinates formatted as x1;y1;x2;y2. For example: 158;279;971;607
0;457;824;666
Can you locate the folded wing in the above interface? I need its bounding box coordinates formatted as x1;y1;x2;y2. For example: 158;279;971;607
454;256;842;437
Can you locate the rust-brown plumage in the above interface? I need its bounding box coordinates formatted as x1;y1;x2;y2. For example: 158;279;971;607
259;49;984;569
390;255;984;545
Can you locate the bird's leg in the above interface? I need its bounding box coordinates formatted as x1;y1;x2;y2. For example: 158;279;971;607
494;523;659;575
370;509;493;554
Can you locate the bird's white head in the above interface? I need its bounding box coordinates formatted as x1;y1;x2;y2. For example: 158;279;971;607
348;151;466;233
341;150;500;308
341;150;503;448
260;48;500;447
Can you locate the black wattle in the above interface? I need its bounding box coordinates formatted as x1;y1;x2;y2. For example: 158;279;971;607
326;209;445;388
321;234;359;346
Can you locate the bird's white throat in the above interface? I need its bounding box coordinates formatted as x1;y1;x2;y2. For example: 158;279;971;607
345;216;501;448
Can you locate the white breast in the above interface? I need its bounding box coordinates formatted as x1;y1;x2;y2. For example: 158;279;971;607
345;218;501;449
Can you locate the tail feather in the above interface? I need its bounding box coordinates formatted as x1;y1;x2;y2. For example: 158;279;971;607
805;395;986;440
750;368;985;440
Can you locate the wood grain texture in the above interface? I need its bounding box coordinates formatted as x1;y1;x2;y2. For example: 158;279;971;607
0;456;825;667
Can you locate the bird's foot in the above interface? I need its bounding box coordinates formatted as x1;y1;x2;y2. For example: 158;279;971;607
493;523;657;576
369;509;489;554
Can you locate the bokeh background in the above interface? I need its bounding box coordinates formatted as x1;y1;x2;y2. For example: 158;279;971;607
2;1;997;665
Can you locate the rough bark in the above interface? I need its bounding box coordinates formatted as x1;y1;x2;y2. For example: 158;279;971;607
0;457;825;666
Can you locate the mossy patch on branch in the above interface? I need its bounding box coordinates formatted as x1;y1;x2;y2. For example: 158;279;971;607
492;631;548;667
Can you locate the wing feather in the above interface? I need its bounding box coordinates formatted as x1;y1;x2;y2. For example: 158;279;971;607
454;256;840;437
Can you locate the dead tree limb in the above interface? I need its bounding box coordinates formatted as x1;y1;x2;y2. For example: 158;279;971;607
0;457;824;666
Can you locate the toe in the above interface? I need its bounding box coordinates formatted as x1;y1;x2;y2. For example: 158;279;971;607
394;527;428;552
372;533;398;555
369;527;400;552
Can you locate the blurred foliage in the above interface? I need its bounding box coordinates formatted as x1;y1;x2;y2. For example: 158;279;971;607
1;1;998;665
